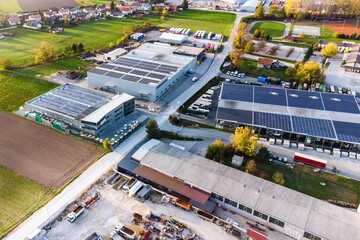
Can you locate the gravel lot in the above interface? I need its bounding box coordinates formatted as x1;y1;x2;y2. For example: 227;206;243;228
292;25;320;36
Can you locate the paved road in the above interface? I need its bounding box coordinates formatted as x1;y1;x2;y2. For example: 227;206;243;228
5;10;248;240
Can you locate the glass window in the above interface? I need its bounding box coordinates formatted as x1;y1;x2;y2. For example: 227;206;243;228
303;232;322;240
269;217;285;228
253;210;268;221
238;204;252;214
224;198;238;207
210;193;224;202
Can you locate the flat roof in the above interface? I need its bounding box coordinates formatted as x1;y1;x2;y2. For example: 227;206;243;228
217;83;360;144
89;43;195;87
159;32;188;42
173;45;205;56
81;93;134;123
26;84;108;120
135;141;360;240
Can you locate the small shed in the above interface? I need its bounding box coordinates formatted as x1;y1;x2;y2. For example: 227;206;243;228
258;58;273;68
232;155;243;167
104;48;127;61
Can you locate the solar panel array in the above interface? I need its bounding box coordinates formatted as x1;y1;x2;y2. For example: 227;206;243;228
217;83;360;143
89;56;179;86
29;84;108;119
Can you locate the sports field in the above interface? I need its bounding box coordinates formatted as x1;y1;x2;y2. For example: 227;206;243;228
0;10;235;66
0;166;53;237
322;22;360;35
250;22;286;37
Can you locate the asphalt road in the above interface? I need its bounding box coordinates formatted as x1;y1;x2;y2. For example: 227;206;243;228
5;11;249;240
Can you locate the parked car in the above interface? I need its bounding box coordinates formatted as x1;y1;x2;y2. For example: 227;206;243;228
226;71;230;75
192;77;198;82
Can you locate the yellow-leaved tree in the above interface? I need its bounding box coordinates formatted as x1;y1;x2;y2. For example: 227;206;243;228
32;42;58;63
230;126;258;157
321;42;338;58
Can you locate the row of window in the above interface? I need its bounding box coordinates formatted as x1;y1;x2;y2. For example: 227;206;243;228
303;232;321;240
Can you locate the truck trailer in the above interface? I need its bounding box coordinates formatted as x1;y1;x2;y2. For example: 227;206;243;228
293;153;327;168
67;205;85;223
115;223;136;240
172;197;192;211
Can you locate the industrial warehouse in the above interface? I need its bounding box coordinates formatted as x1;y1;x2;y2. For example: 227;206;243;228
216;83;360;151
88;43;205;101
25;83;135;137
116;140;360;240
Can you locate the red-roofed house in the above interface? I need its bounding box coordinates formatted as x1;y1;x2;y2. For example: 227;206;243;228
167;4;178;10
8;15;21;25
246;227;268;240
43;11;54;17
257;58;273;68
28;14;42;22
119;6;133;14
285;36;299;42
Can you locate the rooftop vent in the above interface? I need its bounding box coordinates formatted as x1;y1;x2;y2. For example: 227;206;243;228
243;184;246;188
309;96;319;99
289;94;298;98
331;98;341;102
272;195;276;199
270;92;278;96
256;190;260;194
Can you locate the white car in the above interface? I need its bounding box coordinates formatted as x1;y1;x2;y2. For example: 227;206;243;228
192;77;198;82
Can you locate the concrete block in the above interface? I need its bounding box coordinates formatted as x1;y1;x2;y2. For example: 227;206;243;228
298;143;305;151
316;148;323;153
341;151;349;157
349;152;357;159
269;138;275;145
324;149;331;154
291;143;297;148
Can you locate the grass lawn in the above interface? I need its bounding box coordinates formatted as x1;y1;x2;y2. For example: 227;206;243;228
0;71;58;112
250;22;286;38
249;160;360;204
0;167;54;237
236;58;288;81
288;23;294;36
0;10;235;67
0;0;21;13
75;0;108;5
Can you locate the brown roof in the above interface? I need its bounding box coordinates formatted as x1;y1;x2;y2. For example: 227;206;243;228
258;57;273;65
134;164;210;204
347;54;360;63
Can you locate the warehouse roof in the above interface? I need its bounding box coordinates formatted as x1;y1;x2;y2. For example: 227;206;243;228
134;140;360;240
159;32;188;43
173;45;205;57
217;83;360;144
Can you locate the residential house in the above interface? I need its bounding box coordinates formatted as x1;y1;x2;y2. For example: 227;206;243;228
245;227;268;240
257;58;273;68
8;15;21;25
43;11;54;17
272;60;285;69
50;27;64;34
285;36;298;42
96;4;106;12
131;2;142;11
110;11;126;18
83;7;95;13
57;9;71;17
28;14;42;22
49;7;59;13
344;54;360;73
318;40;360;53
62;6;71;10
23;20;42;30
71;8;81;14
119;6;133;14
116;3;124;9
141;3;152;11
223;62;236;71
167;4;178;10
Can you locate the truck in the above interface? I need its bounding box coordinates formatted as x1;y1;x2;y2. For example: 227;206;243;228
67;205;85;222
293;152;327;168
137;184;152;198
84;191;101;208
171;197;192;211
109;231;124;240
115;223;136;240
195;209;215;222
122;177;137;192
129;181;143;197
107;172;121;185
85;233;102;240
113;177;128;190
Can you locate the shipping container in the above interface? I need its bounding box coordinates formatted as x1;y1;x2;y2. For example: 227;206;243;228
293;153;327;168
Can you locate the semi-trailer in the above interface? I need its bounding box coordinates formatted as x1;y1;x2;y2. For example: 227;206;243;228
67;205;85;223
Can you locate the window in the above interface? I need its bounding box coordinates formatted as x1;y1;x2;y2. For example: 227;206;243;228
211;193;224;202
224;198;237;208
238;204;252;214
253;210;268;221
269;217;285;228
303;232;321;240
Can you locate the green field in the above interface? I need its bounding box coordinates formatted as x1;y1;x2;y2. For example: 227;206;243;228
0;0;21;13
0;10;235;67
250;22;286;38
0;167;54;236
0;71;58;112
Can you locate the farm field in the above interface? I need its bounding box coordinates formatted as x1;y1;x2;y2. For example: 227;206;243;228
0;111;103;189
250;22;286;37
0;0;21;13
0;71;58;112
0;166;54;237
0;10;235;66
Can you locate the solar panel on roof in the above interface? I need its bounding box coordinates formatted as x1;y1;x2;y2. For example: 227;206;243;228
221;83;253;102
116;57;139;64
333;121;360;143
254;112;292;131
99;64;117;70
138;61;160;68
139;78;159;85
114;66;132;73
136;65;157;71
292;116;336;138
105;71;124;79
130;69;148;76
321;92;360;114
89;68;108;75
123;74;141;82
287;90;324;110
147;73;166;80
254;86;287;106
216;108;252;124
157;69;171;74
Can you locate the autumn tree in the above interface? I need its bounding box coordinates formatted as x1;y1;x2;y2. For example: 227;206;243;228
267;5;280;15
155;5;162;15
245;160;257;175
64;15;69;27
350;31;357;39
161;16;165;21
333;32;340;38
272;171;285;185
245;41;255;54
296;13;303;21
123;26;129;35
162;8;168;16
256;40;266;51
2;58;13;70
255;5;264;19
229;49;244;67
205;140;227;163
103;138;112;151
321;42;338;58
298;32;305;39
231;126;258;157
32;42;58;63
286;61;325;84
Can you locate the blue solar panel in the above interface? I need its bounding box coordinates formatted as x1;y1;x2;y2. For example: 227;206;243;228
216;108;252;124
254;112;291;131
321;93;360;114
221;83;253;102
292;116;336;138
333;121;360;143
254;86;287;106
287;90;324;110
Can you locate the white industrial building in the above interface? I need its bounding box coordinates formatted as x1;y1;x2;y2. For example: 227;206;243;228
88;43;205;101
223;0;247;4
159;32;188;44
241;0;259;12
104;48;127;61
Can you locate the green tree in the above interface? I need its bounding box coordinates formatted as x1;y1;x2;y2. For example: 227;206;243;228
72;43;77;53
268;5;280;15
64;45;72;54
321;42;338;58
255;146;271;162
146;119;161;139
229;49;244;67
255;5;264;19
64;15;69;27
110;1;115;10
333;32;340;38
244;41;255;54
350;31;357;39
77;43;84;52
296;13;304;21
181;0;188;10
32;42;58;63
245;160;257;175
272;171;285;185
230;126;258;157
2;58;13;70
103;138;112;151
205;140;227;163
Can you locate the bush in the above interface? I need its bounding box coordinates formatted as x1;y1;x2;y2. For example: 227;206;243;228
2;58;13;70
333;32;340;38
286;47;295;57
146;119;161;139
255;146;271;162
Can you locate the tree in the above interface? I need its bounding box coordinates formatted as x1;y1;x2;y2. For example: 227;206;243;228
350;31;357;39
72;43;77;53
232;32;247;50
64;45;72;54
268;5;280;15
123;26;129;35
255;146;271;162
298;32;305;39
333;32;340;38
146;119;161;139
2;58;13;70
162;8;167;16
256;40;266;51
268;44;280;55
286;47;295;57
110;1;115;10
255;5;264;19
297;60;325;84
155;5;162;15
321;42;338;58
181;0;188;10
109;42;115;48
77;43;84;52
254;29;261;38
131;22;137;31
272;171;285;185
296;13;304;21
245;160;257;175
244;41;255;53
161;16;165;21
64;15;69;27
103;138;112;151
205;140;227;163
32;42;58;63
230;126;258;157
229;49;244;67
